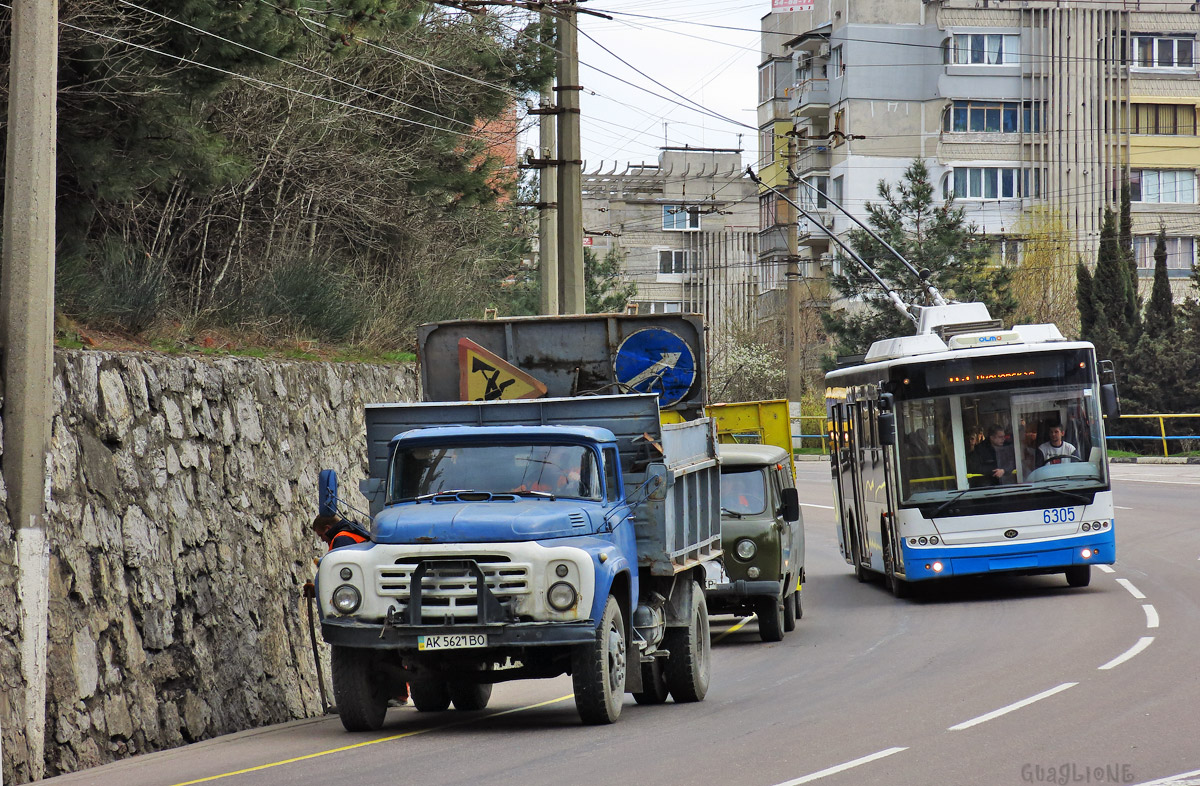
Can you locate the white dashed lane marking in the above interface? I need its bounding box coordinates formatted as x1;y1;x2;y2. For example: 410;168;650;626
1099;636;1155;671
774;747;909;785
1116;578;1146;599
1143;604;1159;629
947;683;1077;732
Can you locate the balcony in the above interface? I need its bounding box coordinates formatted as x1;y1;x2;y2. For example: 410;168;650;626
793;143;830;175
790;78;830;118
798;210;834;240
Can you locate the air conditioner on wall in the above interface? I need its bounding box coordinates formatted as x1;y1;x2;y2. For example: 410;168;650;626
819;253;835;268
817;43;831;58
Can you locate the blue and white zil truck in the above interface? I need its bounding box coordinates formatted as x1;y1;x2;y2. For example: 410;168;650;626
316;393;721;727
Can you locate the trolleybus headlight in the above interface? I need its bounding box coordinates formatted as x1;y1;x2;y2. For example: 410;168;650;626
332;585;361;614
735;539;757;560
1081;548;1093;559
932;561;945;573
929;536;939;545
910;538;918;546
918;537;928;546
1082;522;1091;532
547;581;577;611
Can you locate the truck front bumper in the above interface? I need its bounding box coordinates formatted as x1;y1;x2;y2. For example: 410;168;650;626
322;617;597;650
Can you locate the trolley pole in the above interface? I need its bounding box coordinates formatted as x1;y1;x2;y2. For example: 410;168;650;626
555;5;585;314
1;0;58;779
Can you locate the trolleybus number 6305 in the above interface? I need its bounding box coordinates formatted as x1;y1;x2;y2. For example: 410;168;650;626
1043;508;1076;524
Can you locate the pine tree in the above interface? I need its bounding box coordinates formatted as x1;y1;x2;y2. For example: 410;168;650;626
585;248;637;314
1143;228;1175;339
1087;208;1128;361
1076;257;1097;337
1117;182;1142;341
822;159;1016;359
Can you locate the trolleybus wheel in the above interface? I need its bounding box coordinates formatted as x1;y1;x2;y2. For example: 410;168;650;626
1065;565;1092;588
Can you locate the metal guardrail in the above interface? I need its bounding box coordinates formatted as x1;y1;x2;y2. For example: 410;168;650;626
1107;413;1200;457
792;414;828;453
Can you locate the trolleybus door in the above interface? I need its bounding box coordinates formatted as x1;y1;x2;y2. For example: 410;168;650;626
832;402;869;569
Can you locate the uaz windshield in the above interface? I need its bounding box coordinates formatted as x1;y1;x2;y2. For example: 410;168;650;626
389;442;602;501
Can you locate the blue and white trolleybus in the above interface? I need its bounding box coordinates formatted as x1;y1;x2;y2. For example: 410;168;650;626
825;303;1120;596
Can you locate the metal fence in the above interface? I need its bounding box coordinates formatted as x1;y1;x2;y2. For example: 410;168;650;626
1107;413;1200;457
792;414;828;453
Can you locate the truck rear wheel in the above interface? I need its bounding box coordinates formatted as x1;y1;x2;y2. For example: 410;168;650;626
331;646;388;732
409;677;452;712
572;595;626;724
449;681;492;711
631;657;669;705
665;581;710;703
783;590;797;632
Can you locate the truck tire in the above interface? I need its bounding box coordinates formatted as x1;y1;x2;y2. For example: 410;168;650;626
783;590;797;632
331;646;388;732
665;581;710;703
572;595;626;724
409;677;452;712
631;657;669;705
793;590;803;620
756;596;785;643
449;681;492;711
1065;565;1091;588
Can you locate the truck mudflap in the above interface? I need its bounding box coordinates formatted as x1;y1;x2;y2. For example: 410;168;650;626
321;617;597;650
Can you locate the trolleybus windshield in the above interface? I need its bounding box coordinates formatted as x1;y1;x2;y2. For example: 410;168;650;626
891;351;1107;504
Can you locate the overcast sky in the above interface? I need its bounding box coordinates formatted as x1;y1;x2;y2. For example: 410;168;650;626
568;0;765;171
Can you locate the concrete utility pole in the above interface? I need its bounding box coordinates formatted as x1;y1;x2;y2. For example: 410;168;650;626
555;6;586;315
786;163;804;402
1;0;58;780
538;60;559;316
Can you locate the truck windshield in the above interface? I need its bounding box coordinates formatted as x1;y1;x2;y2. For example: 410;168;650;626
390;443;602;502
896;383;1107;504
721;467;768;516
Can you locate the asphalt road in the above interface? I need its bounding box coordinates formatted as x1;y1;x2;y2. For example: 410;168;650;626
44;463;1200;786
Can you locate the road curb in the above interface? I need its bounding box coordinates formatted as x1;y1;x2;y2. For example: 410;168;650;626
1109;456;1200;464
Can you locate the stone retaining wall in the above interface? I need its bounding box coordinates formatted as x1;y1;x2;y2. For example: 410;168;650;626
0;350;416;784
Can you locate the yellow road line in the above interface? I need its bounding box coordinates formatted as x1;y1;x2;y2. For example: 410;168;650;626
713;615;754;643
169;694;575;786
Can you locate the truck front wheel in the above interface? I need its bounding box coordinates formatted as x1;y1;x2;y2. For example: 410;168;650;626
331;646;388;732
665;581;711;702
572;595;626;724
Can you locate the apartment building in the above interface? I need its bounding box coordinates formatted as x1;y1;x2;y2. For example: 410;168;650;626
581;147;779;351
760;0;1200;302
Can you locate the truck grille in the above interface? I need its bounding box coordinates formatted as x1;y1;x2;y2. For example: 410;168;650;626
376;557;532;621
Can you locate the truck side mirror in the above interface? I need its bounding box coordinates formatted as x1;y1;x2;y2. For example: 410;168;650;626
878;412;896;446
319;469;339;516
1101;383;1121;419
780;487;800;522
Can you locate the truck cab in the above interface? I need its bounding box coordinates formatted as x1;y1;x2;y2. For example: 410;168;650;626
704;444;804;642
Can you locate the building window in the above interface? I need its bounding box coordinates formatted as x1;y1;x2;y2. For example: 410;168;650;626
801;176;830;209
1130;103;1198;136
830;176;844;204
830;46;843;78
1130;170;1196;203
759;127;775;168
758;60;790;104
759;192;786;230
951;33;1020;65
638;301;683;314
1133;236;1196;271
946;100;1043;133
658;250;693;274
1132;35;1194;69
945;167;1042;199
662;205;701;231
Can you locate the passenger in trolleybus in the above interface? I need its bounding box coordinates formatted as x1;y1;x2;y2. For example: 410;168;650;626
967;424;1016;486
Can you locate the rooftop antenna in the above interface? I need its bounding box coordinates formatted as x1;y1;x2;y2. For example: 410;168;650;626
747;167;916;326
788;165;949;307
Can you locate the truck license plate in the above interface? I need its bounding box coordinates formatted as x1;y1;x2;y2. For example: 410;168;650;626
417;633;488;651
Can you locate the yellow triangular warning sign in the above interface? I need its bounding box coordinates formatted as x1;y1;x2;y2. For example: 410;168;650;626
458;337;548;401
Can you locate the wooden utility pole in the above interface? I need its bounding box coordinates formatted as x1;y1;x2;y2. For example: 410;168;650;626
555;6;585;314
1;0;58;779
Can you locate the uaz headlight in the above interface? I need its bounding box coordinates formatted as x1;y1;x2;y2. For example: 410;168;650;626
331;584;361;614
735;539;757;560
547;581;577;611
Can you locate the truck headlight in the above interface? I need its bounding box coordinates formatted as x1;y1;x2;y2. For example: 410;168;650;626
735;539;757;560
332;584;361;614
547;581;577;611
